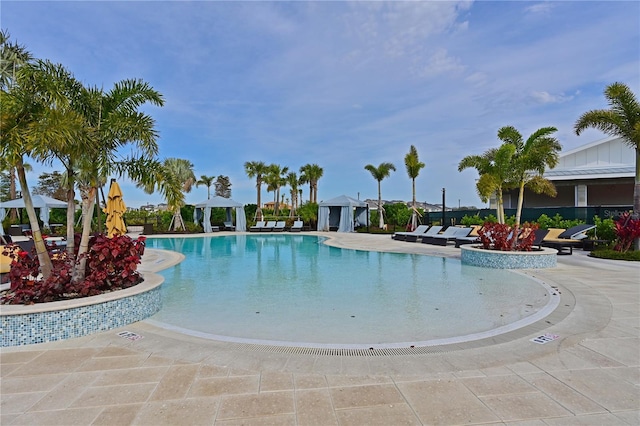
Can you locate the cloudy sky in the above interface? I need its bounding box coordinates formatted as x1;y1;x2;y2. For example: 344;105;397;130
3;1;639;209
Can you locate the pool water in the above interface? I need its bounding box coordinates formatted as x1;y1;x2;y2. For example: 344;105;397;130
146;235;557;347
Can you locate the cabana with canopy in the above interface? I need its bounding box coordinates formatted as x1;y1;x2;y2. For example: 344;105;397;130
317;195;369;232
0;195;69;235
194;196;247;232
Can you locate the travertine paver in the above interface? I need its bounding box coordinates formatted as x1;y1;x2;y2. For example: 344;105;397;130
1;232;638;425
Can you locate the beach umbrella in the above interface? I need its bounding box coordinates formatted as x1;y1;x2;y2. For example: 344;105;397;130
104;181;127;238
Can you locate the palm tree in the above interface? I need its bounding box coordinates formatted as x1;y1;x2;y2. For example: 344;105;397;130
1;31;33;221
299;164;323;203
244;161;268;221
498;125;561;237
364;162;396;228
575;82;640;249
265;164;288;215
196;175;215;199
70;78;164;283
0;30;33;90
404;145;425;230
458;144;516;224
0;58;85;278
149;158;195;231
286;171;299;217
214;175;232;198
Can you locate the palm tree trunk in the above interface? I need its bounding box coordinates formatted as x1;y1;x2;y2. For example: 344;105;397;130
16;162;53;279
634;148;640;250
256;180;263;221
65;168;75;255
72;187;97;284
9;167;17;220
377;180;384;229
512;182;526;249
496;191;505;224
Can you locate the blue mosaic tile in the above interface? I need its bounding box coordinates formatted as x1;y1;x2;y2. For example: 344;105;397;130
1;287;162;347
460;246;557;269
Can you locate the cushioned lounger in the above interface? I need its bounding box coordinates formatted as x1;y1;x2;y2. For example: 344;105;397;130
392;225;430;241
290;221;303;232
428;227;473;246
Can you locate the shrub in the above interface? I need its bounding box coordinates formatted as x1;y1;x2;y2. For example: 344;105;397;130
613;212;640;253
477;222;538;251
460;214;484;226
590;248;640;261
535;213;583;230
1;234;146;305
590;215;616;242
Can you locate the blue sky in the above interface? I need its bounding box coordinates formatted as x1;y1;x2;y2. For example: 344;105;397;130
3;1;639;209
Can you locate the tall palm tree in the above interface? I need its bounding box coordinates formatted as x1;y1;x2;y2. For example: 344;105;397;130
299;163;323;203
575;82;640;249
70;78;164;283
265;164;288;215
404;145;425;230
196;175;215;199
244;161;268;221
286;171;299;217
498;125;561;236
1;31;33;220
146;158;195;231
458;144;516;224
0;59;86;278
364;162;396;228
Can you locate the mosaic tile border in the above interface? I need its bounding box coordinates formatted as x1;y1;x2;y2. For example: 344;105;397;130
1;275;163;347
460;245;557;269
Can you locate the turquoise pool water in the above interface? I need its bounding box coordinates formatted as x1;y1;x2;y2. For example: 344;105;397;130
146;235;557;348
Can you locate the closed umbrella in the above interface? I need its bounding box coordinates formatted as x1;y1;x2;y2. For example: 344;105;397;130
104;181;127;238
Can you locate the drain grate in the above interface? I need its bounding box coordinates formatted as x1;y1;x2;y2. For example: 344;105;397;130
224;343;454;357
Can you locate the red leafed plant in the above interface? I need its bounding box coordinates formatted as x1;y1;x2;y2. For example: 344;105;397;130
1;234;146;305
477;222;539;251
613;212;640;253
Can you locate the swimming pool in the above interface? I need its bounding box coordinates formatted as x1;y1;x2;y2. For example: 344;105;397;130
146;235;558;348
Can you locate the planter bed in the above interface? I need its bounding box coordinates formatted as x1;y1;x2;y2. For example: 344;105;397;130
461;245;557;269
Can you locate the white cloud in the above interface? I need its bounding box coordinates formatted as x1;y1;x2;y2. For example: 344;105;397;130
530;91;575;104
525;2;555;15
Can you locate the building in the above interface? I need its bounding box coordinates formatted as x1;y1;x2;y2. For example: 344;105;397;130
501;136;634;210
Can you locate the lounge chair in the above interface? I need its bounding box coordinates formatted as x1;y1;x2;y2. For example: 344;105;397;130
558;224;596;240
421;226;461;244
273;221;286;232
290;220;303;232
223;221;235;231
392;225;430;241
530;228;549;250
454;225;483;247
249;221;265;232
541;228;585;255
427;227;473;246
262;221;277;232
407;225;443;242
1;244;18;274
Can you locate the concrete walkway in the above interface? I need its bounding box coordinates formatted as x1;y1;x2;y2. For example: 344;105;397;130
1;232;638;425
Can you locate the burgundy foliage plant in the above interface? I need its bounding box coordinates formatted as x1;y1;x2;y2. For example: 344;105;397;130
1;234;146;305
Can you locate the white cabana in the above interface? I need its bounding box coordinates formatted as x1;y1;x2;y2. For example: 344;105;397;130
317;195;369;233
0;195;69;234
194;196;246;232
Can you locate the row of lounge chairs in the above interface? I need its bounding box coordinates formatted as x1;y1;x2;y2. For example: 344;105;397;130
392;224;597;255
393;225;479;246
249;220;304;232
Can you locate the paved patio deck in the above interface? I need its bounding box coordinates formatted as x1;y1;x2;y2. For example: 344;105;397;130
1;232;638;425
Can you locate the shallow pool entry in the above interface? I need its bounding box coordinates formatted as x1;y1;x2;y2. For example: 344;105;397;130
146;235;559;348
